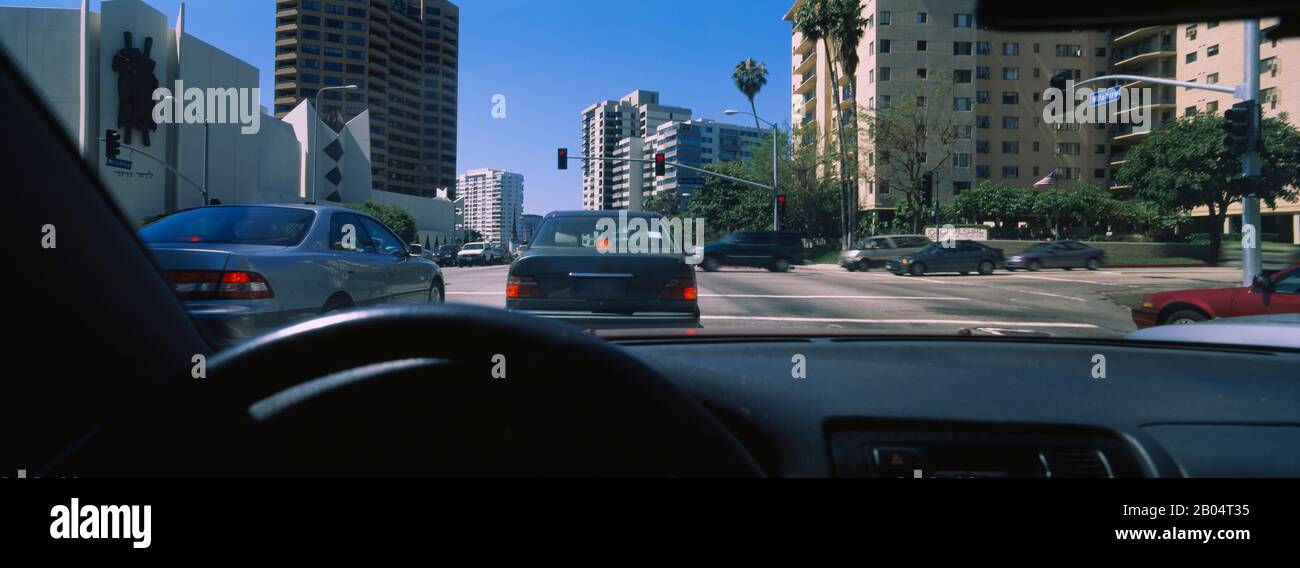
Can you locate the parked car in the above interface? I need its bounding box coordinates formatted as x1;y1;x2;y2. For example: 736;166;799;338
507;210;700;328
487;247;508;265
700;230;805;272
1131;264;1300;328
885;240;1005;276
457;242;490;266
433;244;460;266
840;234;932;271
138;205;443;346
1005;240;1107;271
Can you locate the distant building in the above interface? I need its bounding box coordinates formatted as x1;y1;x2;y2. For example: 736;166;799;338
580;90;691;211
644;118;767;210
456;168;524;246
519;214;543;243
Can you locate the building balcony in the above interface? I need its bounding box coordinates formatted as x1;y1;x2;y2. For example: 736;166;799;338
1112;43;1176;69
795;33;815;56
793;51;816;75
1111;26;1165;46
795;72;817;95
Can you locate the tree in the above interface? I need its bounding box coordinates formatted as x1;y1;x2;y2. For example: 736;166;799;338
951;181;1033;228
642;189;680;216
344;201;417;243
829;0;867;240
731;58;769;131
864;76;959;233
682;161;771;242
1116;113;1300;263
794;0;853;248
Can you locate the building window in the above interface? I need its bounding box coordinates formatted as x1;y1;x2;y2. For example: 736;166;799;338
1002;116;1019;129
976;66;990;80
1095;144;1106;154
976;91;990;103
880;39;891;53
880;67;891;81
955;153;971;167
1002;92;1019;104
1186;51;1198;64
917;40;928;51
953;97;972;111
956;125;972;139
1207;101;1219;113
976;165;990;178
1002;141;1019;154
1002;166;1019;179
1207;44;1219;57
1206;72;1219;84
1002;42;1019;56
1056;143;1081;155
1055;44;1083;57
976;41;989;55
954;14;973;28
954;42;972;56
1003;67;1019;80
917;68;928;78
954;69;972;83
976;140;989;154
1095;47;1107;57
916;12;928;23
880;11;891;25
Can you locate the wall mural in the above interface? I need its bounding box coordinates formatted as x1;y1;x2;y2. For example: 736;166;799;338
110;31;159;146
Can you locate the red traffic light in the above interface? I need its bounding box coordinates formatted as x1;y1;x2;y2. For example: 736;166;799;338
654;153;665;176
557;148;568;170
777;195;786;204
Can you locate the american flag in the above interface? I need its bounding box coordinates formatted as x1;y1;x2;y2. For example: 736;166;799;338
1033;170;1058;189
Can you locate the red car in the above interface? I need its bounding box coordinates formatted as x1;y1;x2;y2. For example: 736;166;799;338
1132;264;1300;328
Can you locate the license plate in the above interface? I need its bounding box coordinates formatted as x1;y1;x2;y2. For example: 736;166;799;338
575;279;627;299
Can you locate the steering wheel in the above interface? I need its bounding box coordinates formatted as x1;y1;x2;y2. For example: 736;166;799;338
59;304;762;477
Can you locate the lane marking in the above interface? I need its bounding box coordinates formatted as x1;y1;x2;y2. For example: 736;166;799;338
447;291;504;295
903;276;1089;302
701;315;1098;328
698;294;969;300
1008;274;1131;286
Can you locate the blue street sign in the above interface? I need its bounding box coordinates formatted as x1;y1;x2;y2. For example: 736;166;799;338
1091;86;1122;107
106;157;132;170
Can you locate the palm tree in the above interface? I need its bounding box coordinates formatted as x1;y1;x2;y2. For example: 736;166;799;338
794;0;852;247
732;59;769;131
829;0;867;241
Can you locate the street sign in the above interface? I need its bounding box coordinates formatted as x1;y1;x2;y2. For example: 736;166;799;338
1090;86;1122;107
677;178;704;185
106;157;132;170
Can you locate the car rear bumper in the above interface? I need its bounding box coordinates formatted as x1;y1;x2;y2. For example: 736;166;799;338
186;302;318;347
508;309;701;330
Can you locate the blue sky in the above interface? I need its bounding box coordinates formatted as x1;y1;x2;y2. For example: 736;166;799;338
19;0;795;213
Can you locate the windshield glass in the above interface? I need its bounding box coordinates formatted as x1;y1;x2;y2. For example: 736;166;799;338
139;207;314;246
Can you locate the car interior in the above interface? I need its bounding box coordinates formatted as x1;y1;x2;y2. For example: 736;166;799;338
6;22;1300;479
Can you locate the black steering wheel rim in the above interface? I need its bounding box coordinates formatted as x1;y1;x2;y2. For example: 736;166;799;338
68;304;762;477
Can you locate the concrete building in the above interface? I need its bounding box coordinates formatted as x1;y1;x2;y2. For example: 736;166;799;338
273;0;459;198
1174;19;1300;243
643;118;767;209
580;89;691;211
785;0;1114;221
0;0;454;242
456;168;524;247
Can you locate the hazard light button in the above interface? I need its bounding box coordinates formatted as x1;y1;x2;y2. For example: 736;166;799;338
870;446;926;478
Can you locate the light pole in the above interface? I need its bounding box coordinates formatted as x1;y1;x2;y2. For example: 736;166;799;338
162;95;208;206
311;85;359;204
725;109;780;231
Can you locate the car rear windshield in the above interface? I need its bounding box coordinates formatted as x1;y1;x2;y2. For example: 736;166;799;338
533;215;676;252
139;207;315;246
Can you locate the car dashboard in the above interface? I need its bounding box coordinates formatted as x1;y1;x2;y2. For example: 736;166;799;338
611;336;1300;478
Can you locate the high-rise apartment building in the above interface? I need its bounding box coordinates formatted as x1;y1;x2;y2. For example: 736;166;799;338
580;90;691;211
1175;20;1300;242
456;168;525;247
785;0;1111;221
643;118;767;208
1106;25;1179;184
273;0;459;198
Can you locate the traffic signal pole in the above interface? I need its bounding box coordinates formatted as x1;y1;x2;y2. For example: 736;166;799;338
1241;19;1262;286
100;133;208;206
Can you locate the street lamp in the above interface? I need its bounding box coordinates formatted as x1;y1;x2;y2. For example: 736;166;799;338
311;85;359;204
725;109;780;231
162;95;209;206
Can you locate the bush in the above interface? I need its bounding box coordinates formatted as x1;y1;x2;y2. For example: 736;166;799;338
344;201;417;243
1185;232;1281;244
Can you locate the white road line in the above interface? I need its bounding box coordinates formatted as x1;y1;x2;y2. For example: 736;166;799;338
701;315;1098;328
447;291;504;295
1008;274;1132;287
904;276;1089;302
698;294;969;300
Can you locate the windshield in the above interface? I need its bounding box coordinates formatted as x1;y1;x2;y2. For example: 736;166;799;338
463;244;484;251
139;207;314;246
532;215;674;253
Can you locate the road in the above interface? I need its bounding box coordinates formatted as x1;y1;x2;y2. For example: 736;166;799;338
442;264;1244;338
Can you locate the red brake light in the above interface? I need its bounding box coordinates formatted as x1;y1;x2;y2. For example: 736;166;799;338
506;276;544;299
659;277;698;301
167;270;273;300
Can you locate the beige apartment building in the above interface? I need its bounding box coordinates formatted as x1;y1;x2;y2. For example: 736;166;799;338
580;90;691;211
785;0;1111;222
273;0;460;198
1176;20;1300;243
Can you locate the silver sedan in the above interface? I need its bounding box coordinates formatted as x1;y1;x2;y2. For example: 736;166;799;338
139;204;443;346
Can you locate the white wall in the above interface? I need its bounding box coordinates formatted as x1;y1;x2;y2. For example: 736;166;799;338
0;8;84;141
372;190;456;246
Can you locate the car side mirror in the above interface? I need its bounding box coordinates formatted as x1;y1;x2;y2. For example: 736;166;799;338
1252;274;1273;291
408;244;423;255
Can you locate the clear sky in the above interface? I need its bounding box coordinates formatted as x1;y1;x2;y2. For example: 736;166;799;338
16;0;795;214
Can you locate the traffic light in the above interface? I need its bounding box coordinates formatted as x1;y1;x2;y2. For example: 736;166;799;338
557;148;568;170
777;194;787;228
1223;100;1260;156
921;172;935;206
654;153;666;176
105;129;120;158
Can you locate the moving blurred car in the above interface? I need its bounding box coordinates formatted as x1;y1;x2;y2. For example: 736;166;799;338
839;234;931;271
1131;264;1300;328
506;211;700;328
1005;240;1107;271
700;230;804;272
139;205;443;345
457;242;490;266
886;241;1005;276
433;244;460;266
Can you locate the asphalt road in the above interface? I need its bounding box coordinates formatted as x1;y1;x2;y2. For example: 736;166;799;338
442;263;1245;338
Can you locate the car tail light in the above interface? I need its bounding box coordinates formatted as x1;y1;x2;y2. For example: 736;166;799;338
167;270;273;300
506;276;544;298
659;278;698;301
